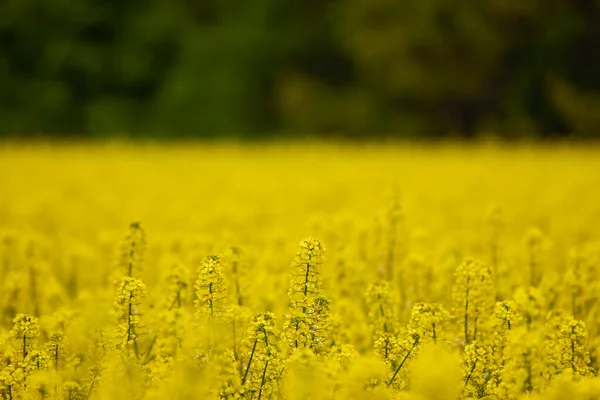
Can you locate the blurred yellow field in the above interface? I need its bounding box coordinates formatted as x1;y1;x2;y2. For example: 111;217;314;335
1;143;600;399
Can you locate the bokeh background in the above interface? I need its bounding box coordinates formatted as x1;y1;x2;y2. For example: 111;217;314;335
1;1;600;140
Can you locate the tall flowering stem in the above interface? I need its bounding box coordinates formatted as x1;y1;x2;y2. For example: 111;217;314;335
195;255;227;321
451;260;494;345
283;238;330;353
11;314;40;360
114;276;147;358
288;238;324;314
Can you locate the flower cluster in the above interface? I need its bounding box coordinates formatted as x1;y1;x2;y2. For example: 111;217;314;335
11;313;40;358
195;255;228;320
407;302;451;344
114;276;147;356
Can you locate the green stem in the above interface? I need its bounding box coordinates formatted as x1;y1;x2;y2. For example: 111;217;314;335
523;352;532;392
464;360;478;387
529;246;536;286
571;326;576;372
23;335;27;359
384;337;389;359
387;336;419;387
302;260;311;315
379;300;388;334
233;319;238;361
143;335;158;364
242;339;258;385
233;259;243;306
128;244;135;277
294;319;300;349
86;375;97;400
257;359;269;400
126;291;139;358
55;344;59;371
208;282;214;319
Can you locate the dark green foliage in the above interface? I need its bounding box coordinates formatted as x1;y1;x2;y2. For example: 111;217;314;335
1;0;599;138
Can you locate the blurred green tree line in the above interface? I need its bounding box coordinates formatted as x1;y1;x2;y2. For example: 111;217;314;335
1;0;600;139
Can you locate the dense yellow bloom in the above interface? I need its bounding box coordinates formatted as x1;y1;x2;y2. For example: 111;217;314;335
0;143;600;399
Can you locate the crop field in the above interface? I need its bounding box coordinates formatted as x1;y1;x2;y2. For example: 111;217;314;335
1;143;600;399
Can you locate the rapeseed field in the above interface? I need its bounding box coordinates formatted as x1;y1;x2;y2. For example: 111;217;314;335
1;142;600;399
